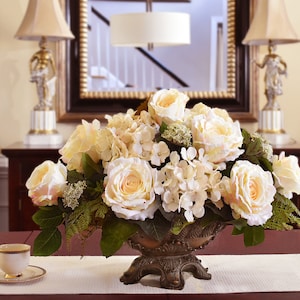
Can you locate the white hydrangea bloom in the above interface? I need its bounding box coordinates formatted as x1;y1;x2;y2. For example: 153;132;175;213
156;149;223;223
151;141;170;166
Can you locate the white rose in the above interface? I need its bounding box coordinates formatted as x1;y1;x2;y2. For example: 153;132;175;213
26;160;67;206
59;119;101;172
273;152;300;198
191;108;244;167
221;160;276;226
103;157;159;220
148;88;189;125
185;103;232;126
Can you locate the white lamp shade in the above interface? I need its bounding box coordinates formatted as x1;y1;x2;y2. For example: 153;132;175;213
243;0;299;45
15;0;74;41
110;12;190;47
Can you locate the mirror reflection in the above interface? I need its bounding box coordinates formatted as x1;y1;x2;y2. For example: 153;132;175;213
87;0;227;93
57;0;256;123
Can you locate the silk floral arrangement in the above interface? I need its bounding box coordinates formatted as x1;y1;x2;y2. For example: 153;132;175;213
26;88;300;256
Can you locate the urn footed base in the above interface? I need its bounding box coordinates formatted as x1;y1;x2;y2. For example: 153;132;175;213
120;220;225;289
120;253;211;290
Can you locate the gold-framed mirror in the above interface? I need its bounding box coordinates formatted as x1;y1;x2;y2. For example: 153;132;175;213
56;0;258;123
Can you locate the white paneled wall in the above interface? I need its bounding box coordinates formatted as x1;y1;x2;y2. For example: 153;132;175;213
0;155;8;231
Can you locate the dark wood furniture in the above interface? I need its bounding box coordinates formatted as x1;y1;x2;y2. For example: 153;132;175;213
1;143;61;231
2;143;300;231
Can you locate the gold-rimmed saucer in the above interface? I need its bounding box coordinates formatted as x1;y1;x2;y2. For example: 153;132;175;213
0;265;46;284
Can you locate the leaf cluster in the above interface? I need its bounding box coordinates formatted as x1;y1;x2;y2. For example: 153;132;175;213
231;219;265;247
101;216;139;257
32;153;108;256
240;129;272;171
65;198;108;241
32;206;64;256
264;193;300;230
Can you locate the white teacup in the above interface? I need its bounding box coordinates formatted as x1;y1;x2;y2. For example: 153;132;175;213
0;244;31;279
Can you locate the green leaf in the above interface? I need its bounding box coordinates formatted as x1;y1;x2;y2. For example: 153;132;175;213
138;219;171;241
243;225;265;247
264;192;300;230
65;198;108;241
231;218;248;234
65;201;95;236
32;206;63;229
241;129;274;169
232;226;243;235
85;181;103;199
231;219;265;246
159;122;168;134
101;218;138;257
92;198;108;219
259;156;273;172
82;153;101;179
171;215;191;235
241;128;251;144
136;210;171;241
33;228;62;256
67;170;84;183
206;202;233;221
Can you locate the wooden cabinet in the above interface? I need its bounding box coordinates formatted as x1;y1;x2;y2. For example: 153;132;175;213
2;143;60;231
2;143;300;231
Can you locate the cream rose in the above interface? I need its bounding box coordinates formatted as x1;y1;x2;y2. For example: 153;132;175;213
148;88;189;125
103;157;159;220
26;160;67;207
191;108;244;167
221;160;276;226
272;152;300;198
59;119;101;172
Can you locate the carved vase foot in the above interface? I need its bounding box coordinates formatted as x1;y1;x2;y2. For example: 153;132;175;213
120;220;225;289
120;253;211;290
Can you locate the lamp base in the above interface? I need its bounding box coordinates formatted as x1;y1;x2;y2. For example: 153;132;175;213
258;109;284;133
24;133;63;146
258;109;295;146
24;109;63;146
258;132;295;146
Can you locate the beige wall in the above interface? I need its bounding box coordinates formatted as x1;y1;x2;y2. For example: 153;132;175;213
0;0;75;151
0;0;300;150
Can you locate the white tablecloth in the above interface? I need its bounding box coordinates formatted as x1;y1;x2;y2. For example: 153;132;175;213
1;254;300;294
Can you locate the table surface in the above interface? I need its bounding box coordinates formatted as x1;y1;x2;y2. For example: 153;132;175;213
0;227;300;299
1;255;300;297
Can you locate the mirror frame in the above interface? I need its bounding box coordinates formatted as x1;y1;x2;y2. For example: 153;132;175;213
56;0;258;123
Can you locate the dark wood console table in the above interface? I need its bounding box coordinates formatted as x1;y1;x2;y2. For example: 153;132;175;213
2;143;300;231
2;143;61;231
